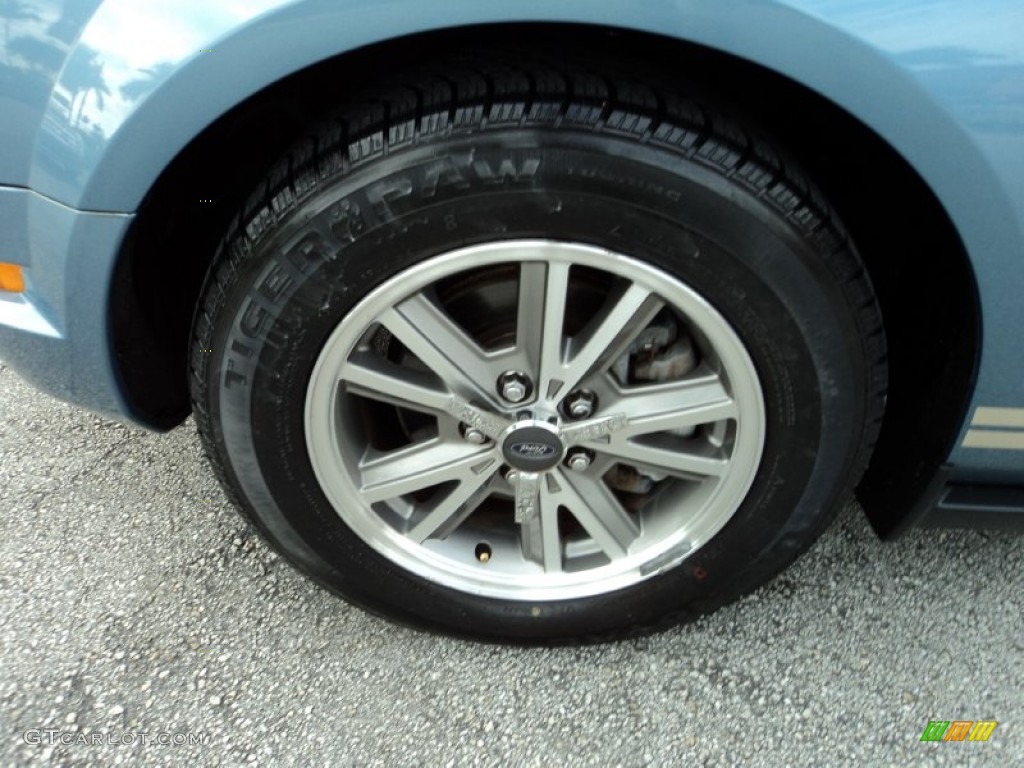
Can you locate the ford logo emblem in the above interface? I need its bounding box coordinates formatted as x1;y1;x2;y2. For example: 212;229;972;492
510;441;556;458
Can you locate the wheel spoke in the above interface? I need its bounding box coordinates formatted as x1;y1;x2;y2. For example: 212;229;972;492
340;350;452;413
443;399;514;441
521;261;572;401
555;284;664;401
559;412;629;445
379;294;497;403
513;471;542;524
359;440;495;503
520;482;563;572
407;470;495;543
611;373;738;437
597;435;729;479
556;469;640;559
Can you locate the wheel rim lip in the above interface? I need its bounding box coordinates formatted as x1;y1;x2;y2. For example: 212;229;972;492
304;240;766;601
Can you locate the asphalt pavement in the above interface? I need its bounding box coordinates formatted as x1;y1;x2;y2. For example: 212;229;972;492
1;359;1021;767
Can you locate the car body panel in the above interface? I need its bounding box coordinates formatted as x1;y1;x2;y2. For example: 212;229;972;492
0;187;132;414
1;0;1022;481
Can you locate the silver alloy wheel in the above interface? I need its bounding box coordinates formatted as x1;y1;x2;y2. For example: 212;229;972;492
305;241;766;601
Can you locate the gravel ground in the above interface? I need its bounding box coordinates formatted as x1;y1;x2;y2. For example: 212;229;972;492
1;360;1021;767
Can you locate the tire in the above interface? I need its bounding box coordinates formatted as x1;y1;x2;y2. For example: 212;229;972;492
190;54;886;642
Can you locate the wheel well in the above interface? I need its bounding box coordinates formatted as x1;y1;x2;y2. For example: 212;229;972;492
110;23;980;533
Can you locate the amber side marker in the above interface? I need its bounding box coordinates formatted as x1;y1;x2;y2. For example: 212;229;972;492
0;263;26;293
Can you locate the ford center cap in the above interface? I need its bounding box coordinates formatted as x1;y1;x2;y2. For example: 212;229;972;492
501;421;565;471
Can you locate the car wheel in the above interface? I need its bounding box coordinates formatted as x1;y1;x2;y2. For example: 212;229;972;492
190;56;886;641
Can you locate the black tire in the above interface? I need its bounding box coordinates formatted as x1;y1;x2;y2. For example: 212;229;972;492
190;54;886;642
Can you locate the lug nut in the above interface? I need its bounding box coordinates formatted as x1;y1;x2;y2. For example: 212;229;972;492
564;390;596;420
462;426;486;444
566;449;592;473
505;468;520;484
498;371;531;404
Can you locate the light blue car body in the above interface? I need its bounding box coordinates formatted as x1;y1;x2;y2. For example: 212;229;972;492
1;1;1022;485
